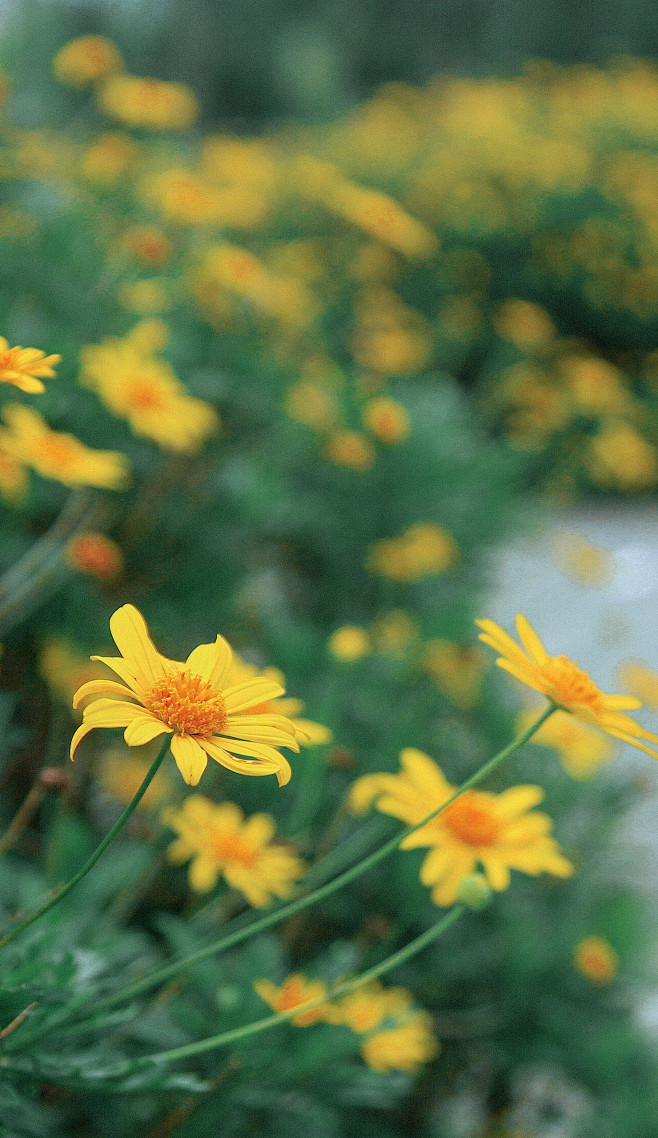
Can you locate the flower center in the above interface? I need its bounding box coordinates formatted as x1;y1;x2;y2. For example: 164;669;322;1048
208;830;257;867
537;654;605;716
144;669;228;736
125;377;165;411
442;791;500;847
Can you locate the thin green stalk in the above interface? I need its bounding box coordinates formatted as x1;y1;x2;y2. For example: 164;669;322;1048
71;703;556;1022
112;905;464;1075
0;737;172;952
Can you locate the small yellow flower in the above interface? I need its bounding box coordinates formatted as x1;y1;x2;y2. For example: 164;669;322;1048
360;1012;438;1074
573;935;618;984
123;226;173;266
80;132;137;185
367;522;458;582
71;604;299;786
517;707;616;780
254;974;331;1025
79;335;219;454
349;748;573;906
66;532;124;582
325;430;375;471
98;74;200;130
328;626;371;663
476;613;658;759
165;795;304;904
494;299;557;350
363;397;411;443
0;338;60;393
285;379;340;432
0;405;130;490
586;420;657;492
53;35;123;87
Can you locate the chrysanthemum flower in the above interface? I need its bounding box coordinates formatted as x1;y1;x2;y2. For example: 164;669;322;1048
360;1012;438;1074
476;613;658;759
164;795;305;903
0;338;60;393
0;405;129;490
254;974;331;1025
71;604;299;786
349;748;573;906
52;35;124;87
573;935;618;985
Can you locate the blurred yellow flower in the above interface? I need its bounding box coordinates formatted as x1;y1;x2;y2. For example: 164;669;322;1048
285;378;340;432
494;299;557;350
367;522;458;581
254;974;331;1025
331;180;437;258
586;420;658;492
560;355;629;415
118;279;171;315
325;430;375;471
329;981;439;1073
328;626;371;662
551;532;613;588
164;794;304;904
79;334;219;454
477;613;658;758
71;604;299;787
349;748;573;906
98;74;200;130
80;132;137;185
573;935;618;984
616;659;658;711
66;532;124;582
53;35;123;87
517;707;616;779
371;609;418;656
123;225;173;266
0;405;130;490
0;338;60;394
422;639;488;709
97;746;175;811
363;397;411;443
360;1012;438;1074
40;637;109;710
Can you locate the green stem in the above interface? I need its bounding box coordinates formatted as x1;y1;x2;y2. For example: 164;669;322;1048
71;703;556;1021
0;737;172;952
112;905;464;1075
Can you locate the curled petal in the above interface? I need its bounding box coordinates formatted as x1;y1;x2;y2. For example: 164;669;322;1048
70;722;93;760
72;679;137;709
201;737;291;786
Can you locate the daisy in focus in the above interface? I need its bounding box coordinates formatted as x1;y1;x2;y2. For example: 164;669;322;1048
349;748;573;906
476;613;658;759
0;338;60;393
164;794;305;904
70;604;299;786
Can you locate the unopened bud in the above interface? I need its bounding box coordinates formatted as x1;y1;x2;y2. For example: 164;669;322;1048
457;873;492;910
38;767;71;793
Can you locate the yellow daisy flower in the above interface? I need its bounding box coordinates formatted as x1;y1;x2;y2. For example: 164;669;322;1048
573;935;618;985
0;405;129;490
70;604;299;786
254;974;332;1025
164;795;305;904
0;338;60;393
360;1012;438;1074
349;748;573;906
476;613;658;759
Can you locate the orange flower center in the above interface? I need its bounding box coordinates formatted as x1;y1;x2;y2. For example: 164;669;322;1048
125;378;166;411
442;791;500;847
36;435;79;470
208;829;257;867
537;655;605;716
145;669;228;736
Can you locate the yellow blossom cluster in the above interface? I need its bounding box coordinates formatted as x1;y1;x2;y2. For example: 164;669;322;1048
367;521;458;581
254;974;438;1073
